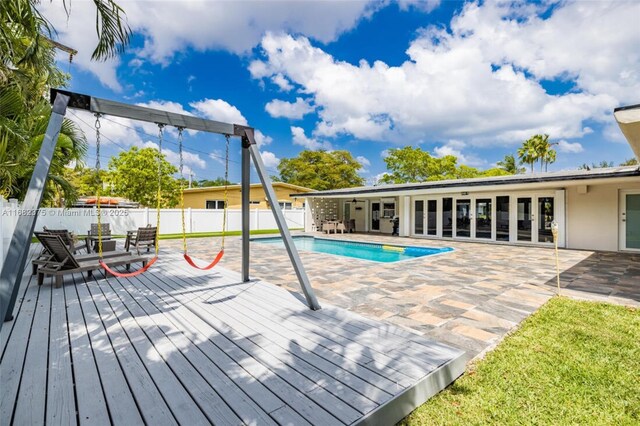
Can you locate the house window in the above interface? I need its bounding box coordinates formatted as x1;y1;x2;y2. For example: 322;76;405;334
205;200;225;209
278;202;293;210
382;202;396;218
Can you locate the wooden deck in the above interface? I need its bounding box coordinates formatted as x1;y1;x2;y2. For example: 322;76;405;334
1;249;466;425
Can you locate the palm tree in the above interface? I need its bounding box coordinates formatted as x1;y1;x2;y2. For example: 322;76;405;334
518;137;539;173
497;154;525;174
534;135;557;172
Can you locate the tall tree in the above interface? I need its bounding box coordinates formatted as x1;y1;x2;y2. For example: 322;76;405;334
107;146;179;207
277;150;365;190
497;154;525;174
518;136;540;173
197;178;233;187
1;0;131;201
534;134;556;172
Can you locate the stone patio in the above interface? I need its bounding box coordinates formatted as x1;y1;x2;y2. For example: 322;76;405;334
163;233;639;359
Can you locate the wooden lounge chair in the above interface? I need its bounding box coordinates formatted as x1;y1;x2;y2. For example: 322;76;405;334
32;231;126;275
124;226;157;254
36;234;149;288
41;226;87;254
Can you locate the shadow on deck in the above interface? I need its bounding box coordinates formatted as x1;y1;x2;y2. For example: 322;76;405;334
1;251;465;425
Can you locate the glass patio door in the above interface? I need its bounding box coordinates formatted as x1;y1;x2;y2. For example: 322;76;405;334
456;199;471;237
622;192;640;250
414;200;424;235
371;202;381;231
517;197;533;242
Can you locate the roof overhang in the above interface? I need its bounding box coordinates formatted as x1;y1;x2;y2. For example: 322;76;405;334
293;169;640;199
614;103;640;161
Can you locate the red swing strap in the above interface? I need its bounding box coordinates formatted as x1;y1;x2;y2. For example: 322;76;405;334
183;250;224;270
99;256;158;278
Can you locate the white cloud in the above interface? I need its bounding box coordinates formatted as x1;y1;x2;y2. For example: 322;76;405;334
38;0;381;89
265;97;315;119
271;74;293;91
140;141;205;175
260;150;281;168
398;0;441;13
290;126;332;150
254;130;273;147
433;140;485;167
356;156;371;167
380;149;390;158
250;1;640;147
556;140;584;154
190;99;248;125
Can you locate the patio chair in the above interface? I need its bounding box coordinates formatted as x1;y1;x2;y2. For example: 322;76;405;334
86;223;112;253
32;231;126;275
336;222;346;234
322;222;336;234
124;226;157;255
36;234;149;288
41;227;88;254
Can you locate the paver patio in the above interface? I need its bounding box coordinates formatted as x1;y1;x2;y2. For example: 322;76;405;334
166;233;640;358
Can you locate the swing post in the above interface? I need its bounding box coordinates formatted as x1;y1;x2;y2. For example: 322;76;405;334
1;92;70;328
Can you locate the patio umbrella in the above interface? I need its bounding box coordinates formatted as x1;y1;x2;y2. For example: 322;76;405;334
614;104;640;162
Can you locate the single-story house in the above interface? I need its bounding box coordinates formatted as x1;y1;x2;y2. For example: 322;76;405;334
182;182;313;210
294;104;640;253
294;167;640;252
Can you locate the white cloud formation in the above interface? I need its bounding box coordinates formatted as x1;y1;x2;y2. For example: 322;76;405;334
265;97;315;119
433;140;485;167
290;126;332;150
254;130;273;147
190;99;248;125
556;140;584;154
250;1;640;147
38;0;381;90
398;0;441;13
260;150;281;169
356;156;371;167
271;74;294;91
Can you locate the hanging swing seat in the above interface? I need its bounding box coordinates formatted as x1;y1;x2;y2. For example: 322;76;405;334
183;249;224;270
36;234;150;288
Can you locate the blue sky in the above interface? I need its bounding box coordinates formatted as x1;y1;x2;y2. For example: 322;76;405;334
42;0;640;184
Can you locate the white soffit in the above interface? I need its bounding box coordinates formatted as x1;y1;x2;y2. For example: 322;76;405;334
614;104;640;161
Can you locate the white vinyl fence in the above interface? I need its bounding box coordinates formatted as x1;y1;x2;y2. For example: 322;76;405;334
0;196;305;271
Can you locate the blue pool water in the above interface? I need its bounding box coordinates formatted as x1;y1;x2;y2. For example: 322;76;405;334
253;236;453;263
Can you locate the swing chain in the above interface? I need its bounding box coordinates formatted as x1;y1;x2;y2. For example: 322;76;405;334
221;134;230;248
94;113;103;258
177;127;185;178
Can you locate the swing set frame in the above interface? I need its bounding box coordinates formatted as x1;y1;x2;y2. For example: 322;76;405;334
0;89;321;331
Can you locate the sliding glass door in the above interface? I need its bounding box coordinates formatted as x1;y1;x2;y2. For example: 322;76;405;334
456;199;471;237
414;200;424;234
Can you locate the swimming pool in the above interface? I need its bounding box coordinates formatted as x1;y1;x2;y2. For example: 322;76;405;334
253;236;453;263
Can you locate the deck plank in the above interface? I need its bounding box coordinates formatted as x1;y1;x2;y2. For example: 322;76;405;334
73;275;157;426
112;274;286;422
64;273;111;426
12;275;52;425
141;268;350;425
156;265;385;415
46;278;77;425
92;275;248;425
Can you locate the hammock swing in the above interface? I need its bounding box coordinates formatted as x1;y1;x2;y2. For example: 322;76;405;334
179;128;230;270
93;113;161;277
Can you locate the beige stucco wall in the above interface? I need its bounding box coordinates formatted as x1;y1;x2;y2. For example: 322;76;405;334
183;185;309;209
566;181;640;251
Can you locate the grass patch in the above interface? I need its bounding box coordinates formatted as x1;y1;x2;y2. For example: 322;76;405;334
31;228;301;243
401;297;640;425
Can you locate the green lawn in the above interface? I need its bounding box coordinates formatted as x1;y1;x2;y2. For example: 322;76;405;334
401;297;640;425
